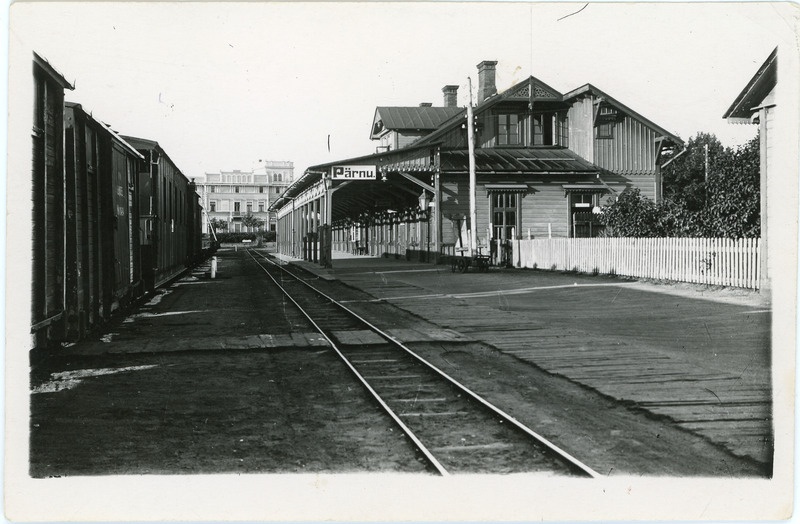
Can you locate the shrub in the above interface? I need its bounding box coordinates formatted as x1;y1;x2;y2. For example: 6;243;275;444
216;232;259;244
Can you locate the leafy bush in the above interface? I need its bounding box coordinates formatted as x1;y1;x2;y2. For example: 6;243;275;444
602;133;760;238
600;188;662;237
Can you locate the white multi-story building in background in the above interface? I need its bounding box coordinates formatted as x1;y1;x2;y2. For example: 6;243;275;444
195;160;294;234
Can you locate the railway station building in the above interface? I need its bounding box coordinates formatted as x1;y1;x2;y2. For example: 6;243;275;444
271;60;683;266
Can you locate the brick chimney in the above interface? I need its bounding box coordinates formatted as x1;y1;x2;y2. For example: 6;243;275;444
442;85;459;107
476;60;498;102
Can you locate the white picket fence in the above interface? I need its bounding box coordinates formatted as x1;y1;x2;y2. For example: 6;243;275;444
513;237;761;289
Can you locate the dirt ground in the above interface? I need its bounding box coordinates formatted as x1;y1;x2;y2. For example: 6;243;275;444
30;349;428;477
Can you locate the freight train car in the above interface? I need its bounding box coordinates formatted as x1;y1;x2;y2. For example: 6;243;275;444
31;53;74;348
122;136;201;291
30;54;205;351
62;103;144;340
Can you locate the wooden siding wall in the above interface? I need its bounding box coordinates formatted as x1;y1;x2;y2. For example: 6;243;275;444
439;179;470;245
624;175;656;201
567;97;593;160
397;132;426;149
759;105;773;286
567;94;660;201
438;124;467;149
439;173;641;241
594;113;659;175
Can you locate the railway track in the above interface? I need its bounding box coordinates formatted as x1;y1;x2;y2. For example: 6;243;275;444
246;249;599;477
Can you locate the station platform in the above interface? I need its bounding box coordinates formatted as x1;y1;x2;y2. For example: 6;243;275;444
272;248;773;466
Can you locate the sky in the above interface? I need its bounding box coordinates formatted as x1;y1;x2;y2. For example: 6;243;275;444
9;2;794;180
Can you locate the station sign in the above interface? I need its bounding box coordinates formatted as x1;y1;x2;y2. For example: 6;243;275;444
332;165;377;180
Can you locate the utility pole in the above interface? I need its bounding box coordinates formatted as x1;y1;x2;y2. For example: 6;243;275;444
466;77;478;258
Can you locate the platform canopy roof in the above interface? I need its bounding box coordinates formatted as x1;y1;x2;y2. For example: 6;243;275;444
270;142;439;213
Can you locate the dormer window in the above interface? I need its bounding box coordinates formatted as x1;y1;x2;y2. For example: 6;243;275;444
533;112;568;146
497;113;523;146
596;106;619;139
532;114;553;145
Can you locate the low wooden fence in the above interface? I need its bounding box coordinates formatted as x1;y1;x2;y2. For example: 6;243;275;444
513;237;761;289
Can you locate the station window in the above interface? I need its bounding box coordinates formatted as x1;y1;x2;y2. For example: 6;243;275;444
234;202;241;213
235;186;240;193
210;201;216;212
246;202;253;213
490;192;521;240
497;113;523;146
596;106;618;139
532;113;554;145
569;192;604;238
258;202;265;212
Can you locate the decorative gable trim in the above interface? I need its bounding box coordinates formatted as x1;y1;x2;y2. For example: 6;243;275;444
507;81;560;100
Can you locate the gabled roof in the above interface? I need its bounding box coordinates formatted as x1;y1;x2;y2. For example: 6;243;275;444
440;147;599;174
414;75;568;147
371;106;463;138
723;47;777;121
562;83;683;145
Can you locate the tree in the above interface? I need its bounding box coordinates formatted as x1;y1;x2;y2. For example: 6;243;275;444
704;135;760;238
241;213;265;232
209;217;228;232
661;132;724;212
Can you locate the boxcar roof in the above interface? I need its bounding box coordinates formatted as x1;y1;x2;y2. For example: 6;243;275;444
33;52;74;90
122;135;190;183
65;102;143;159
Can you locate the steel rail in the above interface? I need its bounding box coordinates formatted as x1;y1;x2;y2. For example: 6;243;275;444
256;250;601;479
244;249;450;476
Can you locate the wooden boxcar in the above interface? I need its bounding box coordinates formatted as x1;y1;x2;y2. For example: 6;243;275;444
30;54;205;351
122;136;201;291
31;53;73;347
62;103;144;340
